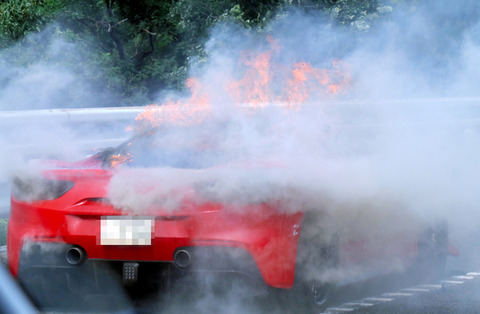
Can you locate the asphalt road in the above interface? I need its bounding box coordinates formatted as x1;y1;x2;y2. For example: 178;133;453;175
349;277;480;314
317;230;480;314
318;263;480;314
1;206;479;313
129;267;480;314
2;250;480;313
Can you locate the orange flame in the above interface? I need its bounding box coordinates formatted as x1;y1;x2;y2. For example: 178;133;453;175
285;59;350;109
228;41;351;110
228;50;273;105
130;78;211;135
109;153;132;168
131;36;351;134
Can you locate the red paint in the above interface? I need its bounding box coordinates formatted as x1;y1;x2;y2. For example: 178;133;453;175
8;166;303;288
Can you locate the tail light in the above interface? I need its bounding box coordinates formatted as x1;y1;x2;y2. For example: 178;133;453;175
11;177;75;202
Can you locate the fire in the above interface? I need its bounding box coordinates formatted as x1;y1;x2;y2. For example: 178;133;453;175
228;43;351;110
228;50;273;106
285;59;350;108
131;36;351;134
130;78;211;135
109;153;132;168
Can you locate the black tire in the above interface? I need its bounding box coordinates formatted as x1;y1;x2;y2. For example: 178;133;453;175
273;212;338;313
415;221;448;280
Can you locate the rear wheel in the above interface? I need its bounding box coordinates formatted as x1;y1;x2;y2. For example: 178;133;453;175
311;281;331;305
290;280;332;310
273;212;338;313
415;221;448;280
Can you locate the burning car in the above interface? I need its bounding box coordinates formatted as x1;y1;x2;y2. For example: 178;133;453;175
5;128;318;310
4;50;457;310
6;121;456;313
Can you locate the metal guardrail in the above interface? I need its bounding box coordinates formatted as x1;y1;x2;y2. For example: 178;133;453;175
0;107;147;216
1;99;480;151
0;106;144;125
0;106;146;153
1;97;480;126
0;97;480;214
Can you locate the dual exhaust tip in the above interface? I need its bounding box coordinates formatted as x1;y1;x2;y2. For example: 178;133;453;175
66;246;86;265
174;249;191;268
66;246;190;268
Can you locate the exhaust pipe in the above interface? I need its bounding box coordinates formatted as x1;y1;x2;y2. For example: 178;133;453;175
174;249;191;268
66;246;86;265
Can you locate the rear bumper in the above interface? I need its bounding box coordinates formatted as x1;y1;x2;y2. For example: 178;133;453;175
18;242;263;280
8;199;303;288
17;247;268;312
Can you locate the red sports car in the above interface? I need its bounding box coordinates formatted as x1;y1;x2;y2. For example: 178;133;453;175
7;132;454;312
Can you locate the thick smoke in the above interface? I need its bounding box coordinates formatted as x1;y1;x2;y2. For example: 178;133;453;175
107;2;480;281
0;27;132;210
4;0;480;311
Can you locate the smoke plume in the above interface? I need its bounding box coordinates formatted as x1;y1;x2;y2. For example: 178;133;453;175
3;0;480;311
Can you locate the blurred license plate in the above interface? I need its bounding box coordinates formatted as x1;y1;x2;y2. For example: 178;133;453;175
100;217;155;245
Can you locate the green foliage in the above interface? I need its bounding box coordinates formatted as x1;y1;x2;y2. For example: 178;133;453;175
0;0;63;47
169;0;239;65
0;0;397;106
234;0;284;26
290;0;396;31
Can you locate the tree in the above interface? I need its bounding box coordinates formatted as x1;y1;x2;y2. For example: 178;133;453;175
0;0;399;107
0;0;62;47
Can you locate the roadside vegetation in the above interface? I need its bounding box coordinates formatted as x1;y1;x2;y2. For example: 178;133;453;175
0;0;408;106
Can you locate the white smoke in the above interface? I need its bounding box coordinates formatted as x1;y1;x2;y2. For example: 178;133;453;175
106;2;480;282
3;0;480;310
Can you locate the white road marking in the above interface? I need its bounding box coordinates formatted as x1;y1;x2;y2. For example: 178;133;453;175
362;297;394;302
402;288;430;292
321;271;480;314
343;302;374;307
382;292;413;297
418;284;442;289
441;280;464;285
324;307;355;312
454;275;475;280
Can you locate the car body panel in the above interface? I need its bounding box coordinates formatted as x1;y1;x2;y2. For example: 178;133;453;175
8;166;303;288
8;149;449;294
